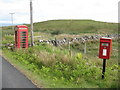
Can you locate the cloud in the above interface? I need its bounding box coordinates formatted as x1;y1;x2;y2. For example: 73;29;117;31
1;0;15;3
34;0;118;23
0;15;11;21
0;0;119;25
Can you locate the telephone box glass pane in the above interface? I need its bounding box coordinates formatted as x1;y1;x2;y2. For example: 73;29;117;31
20;32;26;36
22;34;26;36
21;32;26;33
21;37;26;39
21;39;26;41
21;42;26;43
21;44;26;48
21;37;26;43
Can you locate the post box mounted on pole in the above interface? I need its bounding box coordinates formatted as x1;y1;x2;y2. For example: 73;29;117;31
98;37;112;79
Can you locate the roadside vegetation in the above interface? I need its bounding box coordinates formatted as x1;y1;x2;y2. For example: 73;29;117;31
2;19;119;88
2;35;119;88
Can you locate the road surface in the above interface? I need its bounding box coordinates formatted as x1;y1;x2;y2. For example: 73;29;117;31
1;56;39;89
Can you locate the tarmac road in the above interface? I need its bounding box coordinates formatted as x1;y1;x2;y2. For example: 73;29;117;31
1;56;39;89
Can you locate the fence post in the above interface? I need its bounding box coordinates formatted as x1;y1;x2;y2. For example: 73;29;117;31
84;42;86;54
54;38;58;47
68;40;71;56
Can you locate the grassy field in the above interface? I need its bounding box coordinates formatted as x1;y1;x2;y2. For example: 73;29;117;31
2;19;118;35
1;19;119;88
2;35;119;88
33;19;118;34
2;44;119;88
63;39;118;66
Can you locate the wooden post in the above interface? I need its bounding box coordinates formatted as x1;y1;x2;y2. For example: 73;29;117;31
30;0;34;46
54;38;58;47
102;59;106;79
84;42;86;54
68;40;71;56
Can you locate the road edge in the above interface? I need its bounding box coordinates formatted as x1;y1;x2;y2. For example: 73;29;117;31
1;54;41;88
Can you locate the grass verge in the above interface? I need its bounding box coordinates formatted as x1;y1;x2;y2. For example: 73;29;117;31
2;43;119;88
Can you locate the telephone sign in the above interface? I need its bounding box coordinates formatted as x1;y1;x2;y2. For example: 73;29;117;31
15;25;28;48
99;37;112;59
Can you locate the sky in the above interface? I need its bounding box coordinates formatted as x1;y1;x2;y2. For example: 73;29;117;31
0;0;119;26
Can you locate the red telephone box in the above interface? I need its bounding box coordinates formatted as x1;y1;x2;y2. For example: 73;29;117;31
15;25;28;48
99;37;112;59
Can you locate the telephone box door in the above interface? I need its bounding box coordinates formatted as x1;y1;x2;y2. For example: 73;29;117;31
15;25;28;48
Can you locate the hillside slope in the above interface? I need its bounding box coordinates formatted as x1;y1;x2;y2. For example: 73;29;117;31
30;19;118;34
3;19;118;35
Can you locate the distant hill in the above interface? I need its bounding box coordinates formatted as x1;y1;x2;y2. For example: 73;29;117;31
2;19;118;35
32;19;118;34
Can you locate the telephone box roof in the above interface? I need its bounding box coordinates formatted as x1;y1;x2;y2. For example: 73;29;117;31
15;25;28;28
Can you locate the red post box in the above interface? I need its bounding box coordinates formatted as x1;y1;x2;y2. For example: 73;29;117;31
99;37;112;59
15;25;28;48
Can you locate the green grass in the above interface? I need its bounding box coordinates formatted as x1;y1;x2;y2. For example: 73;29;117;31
2;41;119;88
63;39;118;66
30;19;118;34
2;19;118;35
1;19;119;88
